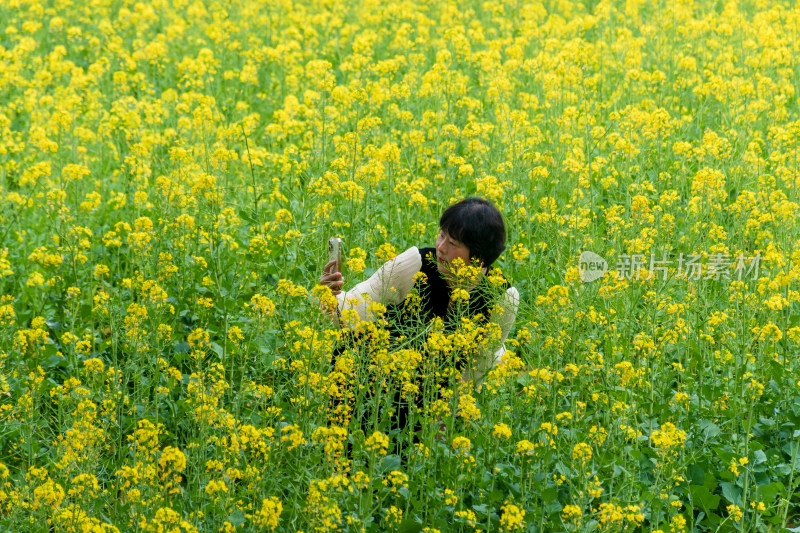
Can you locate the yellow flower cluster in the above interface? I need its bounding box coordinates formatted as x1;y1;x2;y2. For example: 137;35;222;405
0;0;798;530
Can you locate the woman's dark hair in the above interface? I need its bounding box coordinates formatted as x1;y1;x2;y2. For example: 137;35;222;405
439;197;506;267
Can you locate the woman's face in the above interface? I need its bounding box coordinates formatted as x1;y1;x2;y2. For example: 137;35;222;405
435;229;472;275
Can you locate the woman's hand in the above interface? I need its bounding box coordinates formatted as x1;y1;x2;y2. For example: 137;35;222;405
321;260;344;296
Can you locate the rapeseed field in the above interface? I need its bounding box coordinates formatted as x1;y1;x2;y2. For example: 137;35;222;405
1;0;799;531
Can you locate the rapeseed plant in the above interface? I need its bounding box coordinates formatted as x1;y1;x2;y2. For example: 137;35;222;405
1;0;800;530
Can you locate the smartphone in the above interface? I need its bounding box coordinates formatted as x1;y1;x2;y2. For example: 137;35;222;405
328;237;343;272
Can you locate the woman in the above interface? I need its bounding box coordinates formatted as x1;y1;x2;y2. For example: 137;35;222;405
320;197;519;385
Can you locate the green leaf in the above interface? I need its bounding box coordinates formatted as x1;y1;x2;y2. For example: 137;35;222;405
45;353;65;369
540;487;558;503
782;441;800;456
238;208;256;224
488;490;505;504
687;464;705;486
472;504;488;515
753;481;783;502
689;485;720;514
696;419;721;440
753;449;767;465
398;517;423;533
720;481;743;506
541;487;562;514
515;373;533;387
173;341;191;353
228;509;246;527
210;342;224;358
380;455;402;472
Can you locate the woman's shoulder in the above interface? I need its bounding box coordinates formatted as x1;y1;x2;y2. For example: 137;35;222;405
391;246;439;274
416;247;436;259
416;247;438;274
382;246;424;281
395;246;423;265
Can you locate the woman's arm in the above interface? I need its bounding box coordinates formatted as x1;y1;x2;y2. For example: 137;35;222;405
335;247;422;324
493;286;520;348
467;286;520;384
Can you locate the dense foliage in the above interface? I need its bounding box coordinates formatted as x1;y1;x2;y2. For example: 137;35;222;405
1;0;799;531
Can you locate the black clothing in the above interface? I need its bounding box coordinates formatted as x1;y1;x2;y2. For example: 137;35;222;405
331;247;508;438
